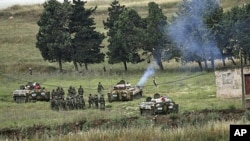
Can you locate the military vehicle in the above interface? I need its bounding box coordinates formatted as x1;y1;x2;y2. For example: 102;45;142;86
139;93;178;115
107;80;143;102
12;82;50;103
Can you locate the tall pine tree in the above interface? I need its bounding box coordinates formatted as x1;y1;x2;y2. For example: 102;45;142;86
36;0;72;72
107;9;144;71
143;2;169;70
69;0;105;71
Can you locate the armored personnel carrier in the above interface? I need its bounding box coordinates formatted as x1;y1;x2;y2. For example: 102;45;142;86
107;80;143;102
12;82;50;103
139;93;178;115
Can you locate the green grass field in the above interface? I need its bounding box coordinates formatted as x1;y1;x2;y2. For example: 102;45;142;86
0;0;250;140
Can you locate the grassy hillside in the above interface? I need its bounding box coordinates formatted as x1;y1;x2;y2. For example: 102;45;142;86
0;0;249;73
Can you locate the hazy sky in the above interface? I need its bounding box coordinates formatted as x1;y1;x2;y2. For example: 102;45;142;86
0;0;65;9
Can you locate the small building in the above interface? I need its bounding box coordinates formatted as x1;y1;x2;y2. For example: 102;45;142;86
215;67;250;98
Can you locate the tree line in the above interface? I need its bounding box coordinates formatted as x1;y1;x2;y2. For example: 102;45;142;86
36;0;250;72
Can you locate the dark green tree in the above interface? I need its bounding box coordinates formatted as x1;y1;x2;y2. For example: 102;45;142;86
69;0;105;71
219;4;250;66
36;0;72;72
103;0;126;40
107;9;144;71
234;4;250;65
143;2;169;70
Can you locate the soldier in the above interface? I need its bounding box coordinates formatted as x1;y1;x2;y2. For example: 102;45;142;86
103;65;106;72
79;95;85;109
78;85;84;95
60;87;65;99
67;86;72;97
94;94;99;109
99;94;105;110
97;82;104;94
72;87;77;97
88;94;93;108
51;89;56;99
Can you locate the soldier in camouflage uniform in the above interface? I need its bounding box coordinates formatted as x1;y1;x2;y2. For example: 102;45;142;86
78;85;84;95
99;94;105;110
51;89;56;99
60;87;65;99
88;94;93;108
68;86;73;97
72;87;77;97
97;82;104;94
79;95;85;109
94;94;99;109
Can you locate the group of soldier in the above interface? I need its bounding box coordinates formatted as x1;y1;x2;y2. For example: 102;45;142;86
88;93;105;110
50;82;105;111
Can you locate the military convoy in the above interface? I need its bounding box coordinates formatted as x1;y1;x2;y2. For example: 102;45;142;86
12;80;179;116
139;93;179;115
107;80;143;102
12;82;50;103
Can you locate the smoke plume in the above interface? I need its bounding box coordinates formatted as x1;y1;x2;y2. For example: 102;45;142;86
168;0;221;63
137;62;157;87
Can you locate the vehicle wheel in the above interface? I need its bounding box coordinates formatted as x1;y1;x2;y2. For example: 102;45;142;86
15;97;20;103
13;96;17;102
151;107;156;115
21;97;26;103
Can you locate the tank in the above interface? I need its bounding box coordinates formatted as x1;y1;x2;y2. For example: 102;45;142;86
139;93;178;115
12;82;50;103
107;80;143;102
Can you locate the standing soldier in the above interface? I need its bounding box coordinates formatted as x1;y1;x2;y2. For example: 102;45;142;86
103;65;106;72
94;94;99;109
60;87;65;99
99;94;105;110
97;82;104;94
72;87;77;97
51;89;56;99
88;94;93;108
78;85;84;95
68;86;73;97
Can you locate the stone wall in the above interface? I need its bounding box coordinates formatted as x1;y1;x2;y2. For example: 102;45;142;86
215;67;250;98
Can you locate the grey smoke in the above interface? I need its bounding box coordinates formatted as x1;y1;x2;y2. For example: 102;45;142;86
168;0;221;62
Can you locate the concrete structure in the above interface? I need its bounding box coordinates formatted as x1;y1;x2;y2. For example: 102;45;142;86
215;67;250;98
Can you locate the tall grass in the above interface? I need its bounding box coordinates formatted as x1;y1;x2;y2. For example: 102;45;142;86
46;120;250;141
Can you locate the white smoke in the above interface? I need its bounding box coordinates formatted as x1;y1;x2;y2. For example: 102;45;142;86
137;62;157;87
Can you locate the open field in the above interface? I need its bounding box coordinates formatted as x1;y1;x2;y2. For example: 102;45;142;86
1;0;250;140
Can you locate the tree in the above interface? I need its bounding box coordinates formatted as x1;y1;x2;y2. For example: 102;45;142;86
220;4;250;66
234;4;250;65
168;0;221;71
106;9;144;71
205;6;230;67
36;0;72;72
143;2;169;70
69;0;105;71
103;0;126;40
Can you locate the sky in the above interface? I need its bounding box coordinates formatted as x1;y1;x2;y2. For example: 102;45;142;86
0;0;65;9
